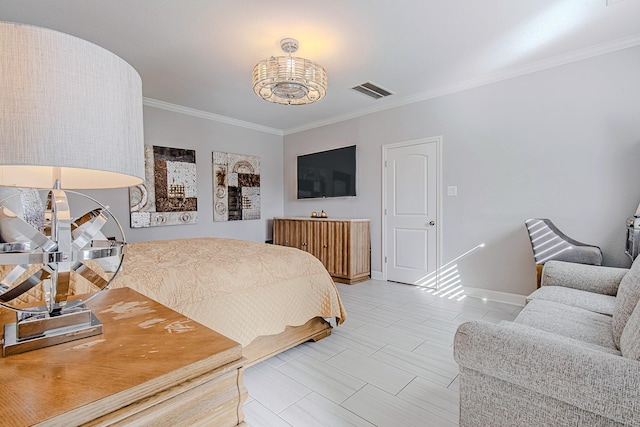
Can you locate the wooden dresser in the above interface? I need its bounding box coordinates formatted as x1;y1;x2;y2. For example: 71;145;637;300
0;287;247;426
273;217;371;284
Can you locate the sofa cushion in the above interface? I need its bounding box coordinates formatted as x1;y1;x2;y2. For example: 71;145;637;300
620;301;640;360
527;286;615;316
613;257;640;349
498;321;621;356
515;299;616;350
542;261;627;296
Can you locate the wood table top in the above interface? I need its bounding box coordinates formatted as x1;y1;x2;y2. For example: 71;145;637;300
0;287;242;426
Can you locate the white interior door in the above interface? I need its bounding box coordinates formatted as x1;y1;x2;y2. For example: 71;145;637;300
384;139;439;285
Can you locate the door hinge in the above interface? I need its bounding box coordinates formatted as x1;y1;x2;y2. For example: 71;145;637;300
384;256;387;263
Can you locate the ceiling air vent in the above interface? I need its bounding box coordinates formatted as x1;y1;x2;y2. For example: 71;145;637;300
351;82;393;100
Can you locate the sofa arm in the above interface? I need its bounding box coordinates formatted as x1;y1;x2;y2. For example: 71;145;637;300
454;321;640;425
541;260;628;295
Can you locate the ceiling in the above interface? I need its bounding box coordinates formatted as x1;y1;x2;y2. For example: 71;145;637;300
1;0;639;135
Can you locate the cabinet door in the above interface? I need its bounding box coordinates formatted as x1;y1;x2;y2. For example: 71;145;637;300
329;221;370;282
335;221;350;277
309;220;336;274
307;220;324;261
349;221;371;280
273;219;284;245
318;221;347;278
273;219;290;246
295;220;310;252
274;220;309;252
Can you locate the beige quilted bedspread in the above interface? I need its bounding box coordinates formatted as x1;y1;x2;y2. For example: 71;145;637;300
108;237;346;346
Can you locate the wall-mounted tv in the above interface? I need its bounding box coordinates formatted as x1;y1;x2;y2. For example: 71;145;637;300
297;145;357;199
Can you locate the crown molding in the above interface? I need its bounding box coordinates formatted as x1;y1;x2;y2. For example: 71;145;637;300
142;98;284;136
283;33;640;135
143;34;640;137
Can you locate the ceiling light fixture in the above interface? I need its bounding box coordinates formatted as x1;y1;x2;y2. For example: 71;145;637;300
252;38;327;105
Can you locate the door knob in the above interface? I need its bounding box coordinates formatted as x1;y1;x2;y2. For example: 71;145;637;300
428;221;435;226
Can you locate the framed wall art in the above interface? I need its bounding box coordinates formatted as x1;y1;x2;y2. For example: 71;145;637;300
212;152;260;221
129;145;198;228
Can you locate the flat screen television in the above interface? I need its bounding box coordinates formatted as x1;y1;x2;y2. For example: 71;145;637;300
297;145;357;199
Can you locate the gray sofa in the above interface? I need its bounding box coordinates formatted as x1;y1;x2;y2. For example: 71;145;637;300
453;259;640;426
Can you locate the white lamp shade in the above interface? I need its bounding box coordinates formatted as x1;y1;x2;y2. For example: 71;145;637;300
0;21;144;189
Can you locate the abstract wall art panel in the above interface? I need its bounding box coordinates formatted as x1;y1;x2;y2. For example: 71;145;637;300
129;145;198;228
212;152;260;221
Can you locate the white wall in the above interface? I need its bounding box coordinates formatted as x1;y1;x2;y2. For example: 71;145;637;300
283;46;640;297
88;106;284;244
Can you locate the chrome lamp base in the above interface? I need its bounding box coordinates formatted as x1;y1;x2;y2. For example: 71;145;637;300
3;307;103;357
0;188;125;357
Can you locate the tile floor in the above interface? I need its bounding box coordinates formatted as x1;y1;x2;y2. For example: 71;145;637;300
243;279;523;426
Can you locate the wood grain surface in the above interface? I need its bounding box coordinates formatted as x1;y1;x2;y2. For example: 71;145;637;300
273;217;371;284
0;287;245;426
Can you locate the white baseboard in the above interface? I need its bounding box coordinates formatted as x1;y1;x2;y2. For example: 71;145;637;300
366;271;525;306
462;286;526;307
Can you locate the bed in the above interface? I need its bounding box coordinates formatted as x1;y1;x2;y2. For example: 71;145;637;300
107;237;346;365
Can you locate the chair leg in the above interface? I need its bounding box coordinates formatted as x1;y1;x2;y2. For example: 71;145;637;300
536;264;543;288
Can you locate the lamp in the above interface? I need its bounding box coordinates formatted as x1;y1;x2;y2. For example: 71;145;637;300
252;38;327;105
0;22;144;355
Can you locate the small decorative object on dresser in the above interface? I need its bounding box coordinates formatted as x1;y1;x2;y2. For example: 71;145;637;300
273;217;371;284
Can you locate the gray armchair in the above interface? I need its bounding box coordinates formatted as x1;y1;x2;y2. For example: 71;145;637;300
525;218;602;285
